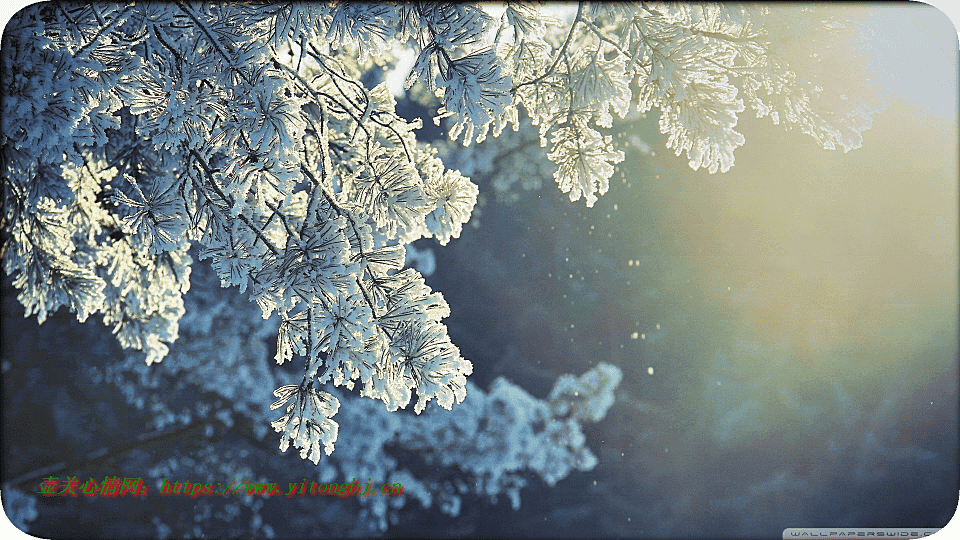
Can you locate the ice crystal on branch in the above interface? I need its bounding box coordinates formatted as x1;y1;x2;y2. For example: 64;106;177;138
271;383;340;464
548;118;625;207
2;2;884;461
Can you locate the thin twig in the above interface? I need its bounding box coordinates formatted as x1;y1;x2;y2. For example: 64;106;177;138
188;149;280;256
76;3;134;55
513;2;584;92
584;19;629;57
174;0;254;86
4;420;223;491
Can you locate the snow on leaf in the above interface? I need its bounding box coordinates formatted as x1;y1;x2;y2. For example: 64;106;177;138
351;243;405;276
373;268;451;331
657;71;746;173
272;385;341;463
405;43;439;92
114;176;189;255
199;241;261;293
326;3;398;61
423;169;479;246
505;2;553;40
320;294;374;352
420;3;492;50
436;48;513;145
278;216;355;308
270;384;299;410
274;310;308;365
546;119;624;207
567;50;631;129
351;144;431;241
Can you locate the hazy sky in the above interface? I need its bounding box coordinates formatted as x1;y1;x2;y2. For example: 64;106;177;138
868;3;958;115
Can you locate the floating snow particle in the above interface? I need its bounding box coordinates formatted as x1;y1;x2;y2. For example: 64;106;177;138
631;332;638;339
647;367;654;375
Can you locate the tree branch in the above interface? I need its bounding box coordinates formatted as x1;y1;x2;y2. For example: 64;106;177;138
188;149;280;257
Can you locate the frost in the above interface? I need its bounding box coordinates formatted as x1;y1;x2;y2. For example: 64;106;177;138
271;384;341;463
423;169;479;245
548;119;625;207
657;71;746;173
568;51;631;129
436;48;513;145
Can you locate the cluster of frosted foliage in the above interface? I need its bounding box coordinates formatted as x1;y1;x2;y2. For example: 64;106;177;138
319;362;619;533
3;2;882;460
548;361;622;422
392;362;622;514
500;2;884;204
2;3;479;459
402;2;884;206
325;362;621;534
